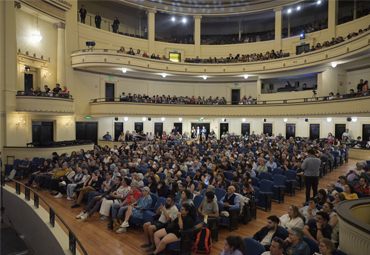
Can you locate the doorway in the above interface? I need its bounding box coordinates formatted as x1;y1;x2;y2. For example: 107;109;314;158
263;123;273;136
309;124;320;140
362;124;370;141
24;73;33;92
286;124;296;138
135;122;144;133
32;122;54;143
174;123;183;135
334;124;346;140
219;123;229;138
114;122;123;141
191;123;210;139
105;83;115;101
231;89;240;105
241;123;250;136
154;123;163;136
76;122;98;144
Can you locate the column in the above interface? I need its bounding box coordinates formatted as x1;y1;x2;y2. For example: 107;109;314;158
274;7;283;50
353;0;357;20
193;15;202;57
147;9;156;54
238;21;242;40
328;0;338;39
55;22;66;87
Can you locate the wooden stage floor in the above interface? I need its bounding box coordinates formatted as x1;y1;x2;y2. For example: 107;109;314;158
6;159;357;255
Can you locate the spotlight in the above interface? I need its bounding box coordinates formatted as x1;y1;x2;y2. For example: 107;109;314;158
161;117;165;121
179;118;183;121
305;118;309;122
297;6;301;11
331;61;338;68
347;117;352;122
162;73;167;78
148;117;151;121
317;0;321;4
242;118;246;122
182;18;187;23
171;17;175;22
327;117;332;123
222;118;226;122
283;118;288;123
300;33;305;39
124;117;128;121
115;117;118;121
203;75;207;80
122;68;127;73
352;117;357;123
243;74;249;79
142;117;147;121
287;9;292;14
263;118;267;122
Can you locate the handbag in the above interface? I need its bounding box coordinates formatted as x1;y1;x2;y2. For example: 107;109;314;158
113;218;123;232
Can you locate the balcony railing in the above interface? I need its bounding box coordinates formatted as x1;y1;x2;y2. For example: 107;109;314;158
2;177;88;255
16;90;73;99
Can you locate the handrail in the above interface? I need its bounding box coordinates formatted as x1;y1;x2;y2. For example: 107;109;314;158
90;93;369;105
2;177;88;255
16;91;73;99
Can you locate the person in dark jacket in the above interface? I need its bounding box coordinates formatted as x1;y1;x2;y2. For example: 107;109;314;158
283;227;310;255
95;12;101;29
79;5;87;24
112;17;120;33
253;215;285;251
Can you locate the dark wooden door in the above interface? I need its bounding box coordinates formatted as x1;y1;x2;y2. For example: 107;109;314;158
286;124;296;138
362;124;370;141
32;122;54;143
114;122;123;141
174;123;183;135
241;123;250;136
154;123;163;136
135;122;144;133
263;123;273;136
24;73;33;92
309;124;320;140
219;123;229;138
335;124;346;140
191;123;210;138
231;89;240;105
76;122;98;144
105;83;114;101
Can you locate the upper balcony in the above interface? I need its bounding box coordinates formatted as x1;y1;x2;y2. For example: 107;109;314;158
89;95;370;118
16;92;74;115
72;29;370;78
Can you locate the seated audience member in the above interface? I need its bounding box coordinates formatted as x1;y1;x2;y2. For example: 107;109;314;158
25;160;50;187
6;156;31;181
266;156;277;170
355;178;370;195
108;181;142;229
320;202;339;245
231;176;241;194
71;171;103;208
194;191;219;229
179;190;194;205
261;238;285;255
257;158;268;172
220;235;247;255
299;197;319;223
279;205;305;230
147;176;158;194
116;186;152;233
335;176;346;190
354;136;367;148
53;83;62;96
346;162;365;185
103;132;113;141
314;238;335;255
215;173;227;190
325;182;338;196
315;189;328;206
66;167;89;200
241;181;255;201
302;211;332;242
141;196;178;253
341;182;358;199
75;176;122;221
149;203;197;255
220;186;240;215
118;46;126;53
156;180;169;198
253;215;285;251
283;227;310;255
332;193;346;210
117;132;125;142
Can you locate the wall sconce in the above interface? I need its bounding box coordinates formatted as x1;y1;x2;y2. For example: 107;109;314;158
43;70;51;78
21;66;30;74
65;119;73;126
16;118;26;126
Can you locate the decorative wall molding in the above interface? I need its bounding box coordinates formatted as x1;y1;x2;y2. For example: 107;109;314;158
20;0;66;20
53;22;65;29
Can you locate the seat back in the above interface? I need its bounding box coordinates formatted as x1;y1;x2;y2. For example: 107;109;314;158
253;186;260;198
150;194;158;209
333;250;348;255
225;179;231;187
328;194;335;202
143;178;148;186
216;201;224;213
355;190;363;198
259;172;272;181
335;186;343;193
272;168;284;176
175;203;182;211
303;236;319;254
285;170;297;180
273;174;287;186
251;177;260;187
215;188;227;201
243;238;265;255
157;173;165;181
194;195;204;209
38;158;45;166
224;171;233;180
259;180;274;192
180;170;187;177
277;226;289;239
155;197;167;212
186;171;195;178
32;157;39;164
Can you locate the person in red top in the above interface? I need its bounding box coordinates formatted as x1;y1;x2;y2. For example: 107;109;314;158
355;178;370;195
108;181;142;230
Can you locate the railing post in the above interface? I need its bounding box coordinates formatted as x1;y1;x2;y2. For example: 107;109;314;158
25;187;30;201
49;208;55;227
69;231;77;255
16;182;20;194
34;193;39;208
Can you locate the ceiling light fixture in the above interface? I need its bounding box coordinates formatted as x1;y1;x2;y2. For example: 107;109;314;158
161;117;165;121
283;118;288;123
244;74;249;79
124;117;128;121
32;15;43;42
287;9;292;14
162;73;167;78
142;117;147;121
182;18;187;23
171;17;176;22
179;118;183;121
352;117;358;122
331;61;338;68
203;75;207;80
242;118;246;122
297;6;301;11
327;117;332;123
122;68;127;73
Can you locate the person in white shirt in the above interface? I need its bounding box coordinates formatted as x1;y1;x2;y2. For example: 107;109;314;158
279;205;304;230
299;198;319;224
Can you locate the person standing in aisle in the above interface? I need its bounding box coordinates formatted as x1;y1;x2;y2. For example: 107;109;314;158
301;149;321;202
79;5;87;24
95;12;101;29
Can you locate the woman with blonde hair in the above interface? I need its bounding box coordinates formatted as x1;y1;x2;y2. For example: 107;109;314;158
280;205;305;230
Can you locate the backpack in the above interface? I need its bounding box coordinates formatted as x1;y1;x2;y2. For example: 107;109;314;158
191;227;212;254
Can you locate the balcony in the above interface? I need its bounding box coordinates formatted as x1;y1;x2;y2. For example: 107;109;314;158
89;96;370;118
16;93;74;114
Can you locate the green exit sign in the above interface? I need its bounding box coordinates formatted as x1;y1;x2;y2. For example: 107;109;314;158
234;83;239;86
109;76;114;80
85;116;91;119
173;50;178;53
300;42;305;45
199;118;204;121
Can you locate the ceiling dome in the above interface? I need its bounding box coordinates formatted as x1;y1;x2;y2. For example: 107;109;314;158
115;0;303;16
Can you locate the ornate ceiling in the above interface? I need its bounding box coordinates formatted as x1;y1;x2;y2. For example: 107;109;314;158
114;0;304;16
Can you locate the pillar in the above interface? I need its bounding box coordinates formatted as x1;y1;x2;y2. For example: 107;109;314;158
353;0;357;20
147;9;156;54
55;22;66;87
328;0;338;39
193;15;202;57
238;21;243;40
287;16;291;38
274;7;283;50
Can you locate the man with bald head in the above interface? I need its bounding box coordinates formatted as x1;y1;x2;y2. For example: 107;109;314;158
6;156;31;181
220;186;240;214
